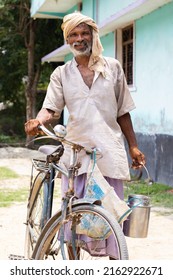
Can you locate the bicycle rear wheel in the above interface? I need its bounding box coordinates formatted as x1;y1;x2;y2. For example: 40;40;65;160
24;171;48;259
32;203;128;260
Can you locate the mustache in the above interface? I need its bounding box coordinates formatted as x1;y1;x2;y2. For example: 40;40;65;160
72;41;88;47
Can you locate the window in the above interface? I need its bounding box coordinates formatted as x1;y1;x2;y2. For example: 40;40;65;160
116;24;134;86
122;25;133;85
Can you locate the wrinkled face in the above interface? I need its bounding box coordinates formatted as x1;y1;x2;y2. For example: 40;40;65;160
66;23;92;57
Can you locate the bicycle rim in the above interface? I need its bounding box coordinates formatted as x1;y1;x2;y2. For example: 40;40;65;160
33;204;128;260
24;172;47;259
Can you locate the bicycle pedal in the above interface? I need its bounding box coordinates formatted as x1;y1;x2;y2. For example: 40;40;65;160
8;254;26;260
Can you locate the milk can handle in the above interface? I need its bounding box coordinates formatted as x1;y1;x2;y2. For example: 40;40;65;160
128;164;152;196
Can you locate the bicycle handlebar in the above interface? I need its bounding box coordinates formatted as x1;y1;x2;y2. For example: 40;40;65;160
38;124;59;140
39;124;82;147
38;124;99;155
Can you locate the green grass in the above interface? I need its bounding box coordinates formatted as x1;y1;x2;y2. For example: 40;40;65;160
0;188;28;207
0;166;28;207
124;181;173;208
0;166;61;207
0;166;19;179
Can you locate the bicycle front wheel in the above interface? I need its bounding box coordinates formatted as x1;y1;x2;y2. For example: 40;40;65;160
33;203;128;260
24;171;48;259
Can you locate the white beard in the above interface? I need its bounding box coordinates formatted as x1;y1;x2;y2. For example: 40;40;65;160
70;41;92;57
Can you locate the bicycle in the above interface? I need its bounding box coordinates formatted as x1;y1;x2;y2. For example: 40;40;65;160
24;124;129;260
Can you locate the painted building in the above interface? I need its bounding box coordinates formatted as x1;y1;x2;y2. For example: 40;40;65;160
31;0;173;186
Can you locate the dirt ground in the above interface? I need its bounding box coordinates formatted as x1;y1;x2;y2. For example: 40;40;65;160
0;147;173;260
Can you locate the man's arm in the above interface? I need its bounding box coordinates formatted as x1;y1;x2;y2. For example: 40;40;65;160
36;108;54;124
117;112;145;168
25;108;55;136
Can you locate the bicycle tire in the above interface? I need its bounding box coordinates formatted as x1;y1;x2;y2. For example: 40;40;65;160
32;203;129;260
24;171;48;259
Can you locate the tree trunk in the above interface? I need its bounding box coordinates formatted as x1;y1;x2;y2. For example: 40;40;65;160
25;19;41;145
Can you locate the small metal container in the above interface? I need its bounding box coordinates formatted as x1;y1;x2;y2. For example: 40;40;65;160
123;194;151;238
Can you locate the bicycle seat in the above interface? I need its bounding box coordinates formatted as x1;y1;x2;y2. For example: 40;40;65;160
39;145;62;156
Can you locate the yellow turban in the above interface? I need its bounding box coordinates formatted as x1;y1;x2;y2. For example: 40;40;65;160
61;12;105;74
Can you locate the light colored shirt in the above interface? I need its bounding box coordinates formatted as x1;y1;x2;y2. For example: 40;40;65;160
42;57;135;180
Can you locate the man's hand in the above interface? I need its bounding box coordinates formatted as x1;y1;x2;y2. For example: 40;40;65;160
24;119;40;136
129;146;146;169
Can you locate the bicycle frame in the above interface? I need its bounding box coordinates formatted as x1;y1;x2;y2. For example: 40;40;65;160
37;124;94;197
30;130;89;231
27;124;130;260
44;164;55;225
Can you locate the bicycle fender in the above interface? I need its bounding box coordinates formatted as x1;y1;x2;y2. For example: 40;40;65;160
71;198;102;207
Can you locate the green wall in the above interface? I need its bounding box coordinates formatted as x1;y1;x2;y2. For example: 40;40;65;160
101;32;115;58
133;2;173;134
82;0;94;18
97;0;138;23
